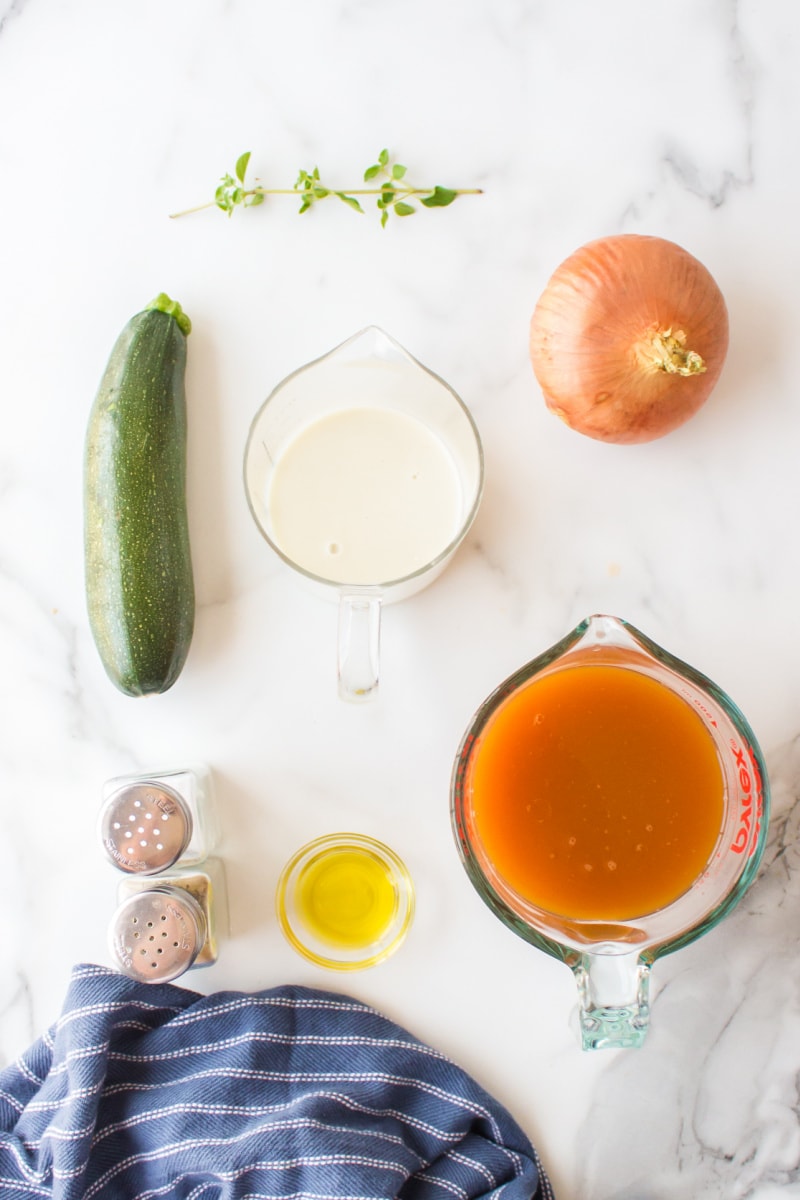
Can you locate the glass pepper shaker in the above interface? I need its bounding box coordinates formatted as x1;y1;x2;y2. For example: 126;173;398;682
108;859;227;984
99;765;218;875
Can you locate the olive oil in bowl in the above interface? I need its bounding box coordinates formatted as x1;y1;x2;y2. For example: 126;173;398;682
276;834;414;970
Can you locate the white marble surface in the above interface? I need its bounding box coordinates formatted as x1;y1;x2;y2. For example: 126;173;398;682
2;1;800;1196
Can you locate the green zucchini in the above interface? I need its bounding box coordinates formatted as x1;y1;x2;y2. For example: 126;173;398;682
84;293;195;696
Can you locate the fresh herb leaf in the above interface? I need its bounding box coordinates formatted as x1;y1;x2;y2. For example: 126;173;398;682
420;186;458;208
336;192;364;212
214;174;239;216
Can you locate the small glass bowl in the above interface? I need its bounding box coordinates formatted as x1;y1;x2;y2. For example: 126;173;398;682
276;833;415;970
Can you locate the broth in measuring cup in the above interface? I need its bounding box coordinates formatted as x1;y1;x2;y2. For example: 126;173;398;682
466;663;725;922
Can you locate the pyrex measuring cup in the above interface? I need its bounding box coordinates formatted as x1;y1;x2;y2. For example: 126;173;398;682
451;614;769;1050
244;327;484;701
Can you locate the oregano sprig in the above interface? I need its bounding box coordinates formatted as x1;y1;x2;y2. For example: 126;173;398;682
170;148;482;226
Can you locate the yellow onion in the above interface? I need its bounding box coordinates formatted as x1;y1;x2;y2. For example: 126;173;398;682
529;234;729;444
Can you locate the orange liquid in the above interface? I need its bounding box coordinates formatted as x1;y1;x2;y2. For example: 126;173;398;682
467;664;725;920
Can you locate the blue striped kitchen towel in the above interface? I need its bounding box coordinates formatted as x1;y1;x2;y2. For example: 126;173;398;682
0;964;553;1200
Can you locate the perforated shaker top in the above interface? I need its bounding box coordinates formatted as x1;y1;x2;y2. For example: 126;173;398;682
108;887;207;984
99;782;192;874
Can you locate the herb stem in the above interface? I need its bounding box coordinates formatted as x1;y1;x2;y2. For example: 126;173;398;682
170;184;482;220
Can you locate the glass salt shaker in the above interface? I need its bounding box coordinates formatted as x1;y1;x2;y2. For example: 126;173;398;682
98;765;218;876
108;858;228;984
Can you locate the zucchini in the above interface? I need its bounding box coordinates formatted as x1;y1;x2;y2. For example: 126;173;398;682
84;293;195;696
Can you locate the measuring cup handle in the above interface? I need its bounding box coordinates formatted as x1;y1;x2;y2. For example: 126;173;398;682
572;950;652;1050
337;591;382;702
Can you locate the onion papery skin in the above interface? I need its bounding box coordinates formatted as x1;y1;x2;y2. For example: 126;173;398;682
529;234;729;445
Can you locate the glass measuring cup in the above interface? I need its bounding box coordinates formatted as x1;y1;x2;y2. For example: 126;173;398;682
244;327;484;702
451;614;769;1050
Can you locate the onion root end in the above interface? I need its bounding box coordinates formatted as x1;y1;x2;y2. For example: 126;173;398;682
641;327;707;377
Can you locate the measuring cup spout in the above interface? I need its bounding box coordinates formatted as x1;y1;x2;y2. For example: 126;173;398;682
572;948;652;1050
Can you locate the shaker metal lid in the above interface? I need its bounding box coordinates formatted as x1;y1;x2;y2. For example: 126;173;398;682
100;782;192;874
109;887;207;984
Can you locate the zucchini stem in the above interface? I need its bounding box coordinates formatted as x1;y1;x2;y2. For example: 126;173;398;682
146;293;192;337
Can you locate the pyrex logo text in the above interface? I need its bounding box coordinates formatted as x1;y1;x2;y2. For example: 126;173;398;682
730;741;763;856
